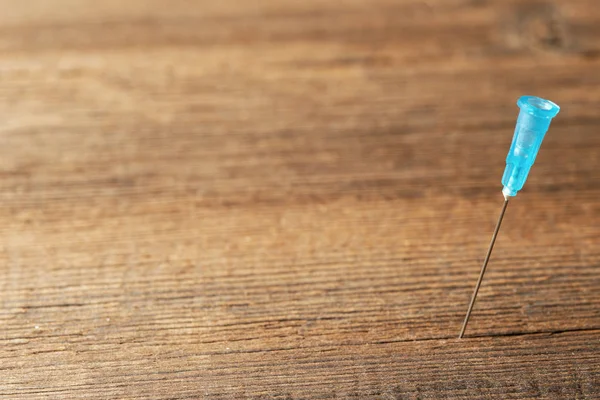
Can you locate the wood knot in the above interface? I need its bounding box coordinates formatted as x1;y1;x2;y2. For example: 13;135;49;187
505;3;569;53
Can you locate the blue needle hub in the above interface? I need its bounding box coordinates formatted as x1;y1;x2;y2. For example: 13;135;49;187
501;96;560;198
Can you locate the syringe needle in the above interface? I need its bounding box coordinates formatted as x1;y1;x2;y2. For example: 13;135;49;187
459;197;509;339
457;95;560;339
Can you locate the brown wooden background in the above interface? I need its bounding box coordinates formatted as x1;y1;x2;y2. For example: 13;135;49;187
0;0;599;398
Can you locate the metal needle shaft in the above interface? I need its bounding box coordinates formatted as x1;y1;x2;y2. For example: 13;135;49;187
459;198;509;338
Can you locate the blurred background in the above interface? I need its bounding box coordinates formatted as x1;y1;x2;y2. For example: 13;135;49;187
0;0;599;398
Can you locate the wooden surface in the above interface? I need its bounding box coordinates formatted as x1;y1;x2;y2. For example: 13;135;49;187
1;0;599;398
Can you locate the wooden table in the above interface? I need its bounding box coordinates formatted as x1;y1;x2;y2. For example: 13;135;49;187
1;1;599;398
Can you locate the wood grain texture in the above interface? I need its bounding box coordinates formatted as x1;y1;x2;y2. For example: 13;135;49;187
0;0;599;398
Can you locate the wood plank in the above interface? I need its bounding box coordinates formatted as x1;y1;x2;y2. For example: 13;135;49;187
0;0;599;398
2;331;599;398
